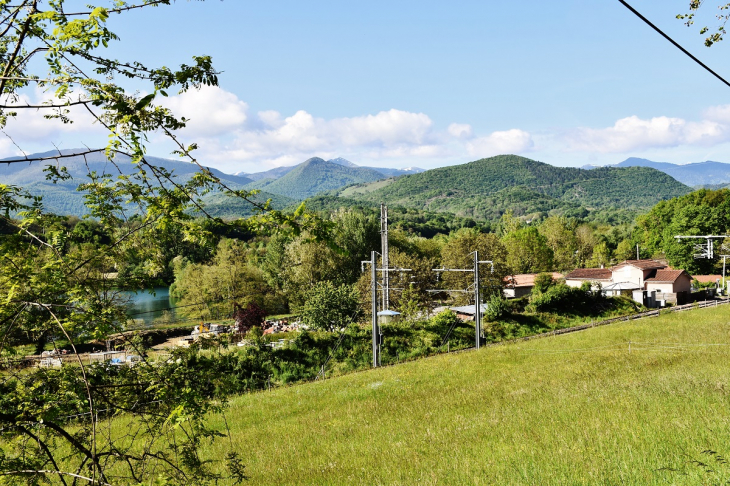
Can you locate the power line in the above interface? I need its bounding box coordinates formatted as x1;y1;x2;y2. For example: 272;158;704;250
618;0;730;89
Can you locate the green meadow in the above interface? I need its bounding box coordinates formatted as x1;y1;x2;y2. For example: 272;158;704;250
206;305;730;485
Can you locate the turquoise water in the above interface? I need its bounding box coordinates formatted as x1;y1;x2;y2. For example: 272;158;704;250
121;287;177;325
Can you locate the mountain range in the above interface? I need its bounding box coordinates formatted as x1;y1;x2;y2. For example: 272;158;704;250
244;157;401;200
238;157;423;182
585;157;730;187
0;149;294;216
2;151;695;223
325;155;691;222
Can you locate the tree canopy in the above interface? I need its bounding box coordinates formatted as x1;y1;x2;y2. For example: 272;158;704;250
0;1;318;483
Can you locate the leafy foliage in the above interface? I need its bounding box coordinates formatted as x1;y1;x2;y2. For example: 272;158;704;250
636;189;730;274
300;281;361;331
484;293;509;321
533;272;556;294
678;1;730;46
526;282;605;314
233;301;267;334
503;226;554;274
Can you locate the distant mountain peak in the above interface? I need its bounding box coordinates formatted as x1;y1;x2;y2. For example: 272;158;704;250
616;157;730;186
327;157;357;167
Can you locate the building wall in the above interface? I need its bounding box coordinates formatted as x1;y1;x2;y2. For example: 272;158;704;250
646;282;675;295
611;266;647;287
675;275;691;293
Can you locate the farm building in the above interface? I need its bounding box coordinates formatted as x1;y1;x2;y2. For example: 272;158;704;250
565;259;694;305
564;267;613;289
503;272;564;298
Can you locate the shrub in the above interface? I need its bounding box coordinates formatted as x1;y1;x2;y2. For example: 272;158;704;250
484;293;509;321
429;310;460;333
526;282;601;314
532;273;555;294
300;281;361;331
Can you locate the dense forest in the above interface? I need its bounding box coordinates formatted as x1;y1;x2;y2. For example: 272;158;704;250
331;155;690;224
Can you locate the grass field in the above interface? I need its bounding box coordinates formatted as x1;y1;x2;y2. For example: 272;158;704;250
204;305;730;485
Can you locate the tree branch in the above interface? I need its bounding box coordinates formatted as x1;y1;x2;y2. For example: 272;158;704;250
0;1;38;97
0;470;112;485
59;0;171;17
16;425;69;486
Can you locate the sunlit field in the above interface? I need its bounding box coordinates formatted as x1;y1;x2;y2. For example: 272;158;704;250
206;305;730;485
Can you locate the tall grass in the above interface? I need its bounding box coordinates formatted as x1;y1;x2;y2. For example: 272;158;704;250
204;305;730;485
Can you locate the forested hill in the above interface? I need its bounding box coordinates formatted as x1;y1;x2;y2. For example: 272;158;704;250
0;149;295;217
335;155;691;218
0;149;253;186
251;157;386;200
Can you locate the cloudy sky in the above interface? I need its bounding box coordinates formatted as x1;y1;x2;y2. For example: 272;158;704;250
4;0;730;173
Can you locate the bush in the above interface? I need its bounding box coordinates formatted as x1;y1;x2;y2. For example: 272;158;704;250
484;293;509;321
299;281;361;331
526;282;602;314
429;310;460;333
532;273;555;294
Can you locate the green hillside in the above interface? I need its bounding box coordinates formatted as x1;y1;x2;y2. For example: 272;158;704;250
256;157;387;200
2;149;258;217
201;190;297;218
208;305;730;484
336;155;691;219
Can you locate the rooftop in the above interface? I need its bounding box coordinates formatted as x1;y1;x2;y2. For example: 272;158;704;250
692;275;722;284
612;259;667;271
645;270;690;283
450;304;488;316
602;282;641;291
564;268;612;280
504;272;563;288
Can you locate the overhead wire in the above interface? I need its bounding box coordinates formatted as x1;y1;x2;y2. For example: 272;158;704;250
618;0;730;89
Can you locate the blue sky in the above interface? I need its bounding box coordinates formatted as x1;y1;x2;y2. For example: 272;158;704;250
5;0;730;173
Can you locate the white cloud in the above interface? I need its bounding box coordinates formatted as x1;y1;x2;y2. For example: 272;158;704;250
704;104;730;124
448;123;473;139
466;129;534;158
160;85;248;137
565;115;728;153
185;102;445;170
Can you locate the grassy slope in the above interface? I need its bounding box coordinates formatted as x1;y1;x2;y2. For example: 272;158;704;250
210;305;730;485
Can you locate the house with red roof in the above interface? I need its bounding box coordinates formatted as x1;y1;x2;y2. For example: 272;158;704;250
644;270;692;297
565;259;693;305
503;272;564;298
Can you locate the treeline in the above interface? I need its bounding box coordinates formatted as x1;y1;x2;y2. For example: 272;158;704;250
167;207;641;322
35;188;730;327
337;155;690;219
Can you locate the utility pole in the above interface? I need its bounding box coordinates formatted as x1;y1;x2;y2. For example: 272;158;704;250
381;203;389;311
362;249;413;368
473;251;481;350
433;251;493;350
371;250;379;367
362;251;381;368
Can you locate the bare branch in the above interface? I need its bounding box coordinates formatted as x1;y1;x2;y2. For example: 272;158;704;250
0;470;112;485
59;0;171;17
0;1;39;97
0;99;93;109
